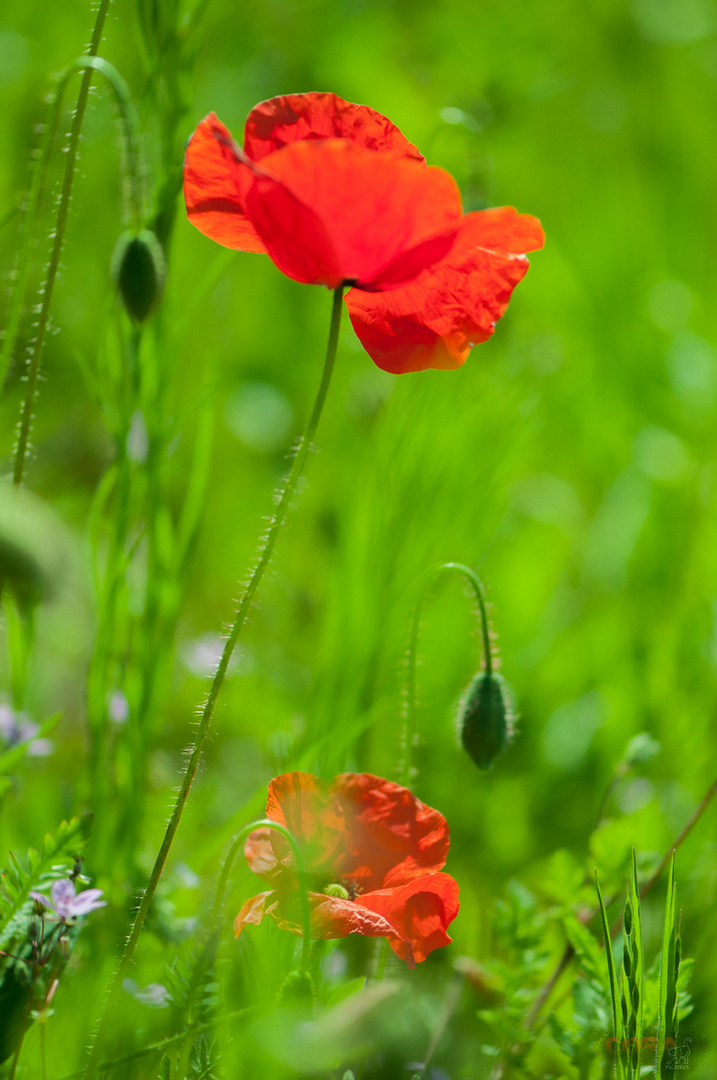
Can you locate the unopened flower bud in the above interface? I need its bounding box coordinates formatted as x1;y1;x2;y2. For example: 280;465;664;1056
623;732;660;767
458;671;515;770
111;229;167;322
278;969;316;1007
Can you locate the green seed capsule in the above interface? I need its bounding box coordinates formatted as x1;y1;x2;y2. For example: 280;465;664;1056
111;228;167;322
458;671;515;770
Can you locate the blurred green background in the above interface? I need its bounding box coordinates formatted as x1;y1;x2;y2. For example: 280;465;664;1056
1;0;716;1075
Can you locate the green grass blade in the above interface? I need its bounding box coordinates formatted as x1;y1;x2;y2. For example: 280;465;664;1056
657;851;677;1079
628;848;644;1077
595;869;626;1080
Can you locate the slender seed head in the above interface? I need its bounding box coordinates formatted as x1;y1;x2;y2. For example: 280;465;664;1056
458;671;515;770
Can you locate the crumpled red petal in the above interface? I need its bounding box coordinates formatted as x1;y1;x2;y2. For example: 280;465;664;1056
243;92;424;164
183;113;267;254
330;772;450;891
234;887;408;952
345;206;545;373
243;140;462;289
233;890;276;936
358;873;460;964
244;827;284;880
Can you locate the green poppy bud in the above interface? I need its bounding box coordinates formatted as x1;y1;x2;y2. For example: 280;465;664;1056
111;228;166;322
278;969;316;1007
458;671;515;770
623;732;660;767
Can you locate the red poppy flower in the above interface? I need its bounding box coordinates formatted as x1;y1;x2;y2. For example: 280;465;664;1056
184;93;461;291
183;91;544;372
234;771;460;966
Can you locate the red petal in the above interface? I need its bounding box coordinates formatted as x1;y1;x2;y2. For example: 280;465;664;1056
244;827;284;880
243;92;424;164
244;140;461;289
262;889;409;955
330;773;450;891
184;113;267;253
359;873;460;964
233;890;276;936
264;772;346;872
346;207;545;373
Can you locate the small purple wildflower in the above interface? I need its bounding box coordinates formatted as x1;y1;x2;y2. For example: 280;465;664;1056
0;703;53;757
30;878;106;919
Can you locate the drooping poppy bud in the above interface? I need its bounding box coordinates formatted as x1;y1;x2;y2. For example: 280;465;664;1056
111;228;166;322
458;670;515;770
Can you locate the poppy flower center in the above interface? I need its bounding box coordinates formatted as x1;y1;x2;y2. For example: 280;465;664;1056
322;879;362;901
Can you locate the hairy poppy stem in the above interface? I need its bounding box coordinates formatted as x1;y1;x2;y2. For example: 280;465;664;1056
82;285;344;1078
402;562;491;787
12;0;112;488
213;819;312;970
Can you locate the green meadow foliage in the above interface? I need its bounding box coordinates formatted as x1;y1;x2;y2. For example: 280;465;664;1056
0;0;716;1076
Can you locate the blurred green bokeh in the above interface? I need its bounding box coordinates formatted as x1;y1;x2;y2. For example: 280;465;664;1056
1;0;716;1075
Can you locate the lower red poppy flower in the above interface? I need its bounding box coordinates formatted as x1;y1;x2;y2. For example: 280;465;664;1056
345;206;545;374
234;771;460;966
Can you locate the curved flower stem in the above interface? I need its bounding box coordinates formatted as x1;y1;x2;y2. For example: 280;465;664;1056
82;285;344;1079
212;818;312;970
12;0;112;489
401;561;491;788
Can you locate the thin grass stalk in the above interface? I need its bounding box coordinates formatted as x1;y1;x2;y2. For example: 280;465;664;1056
82;285;345;1079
